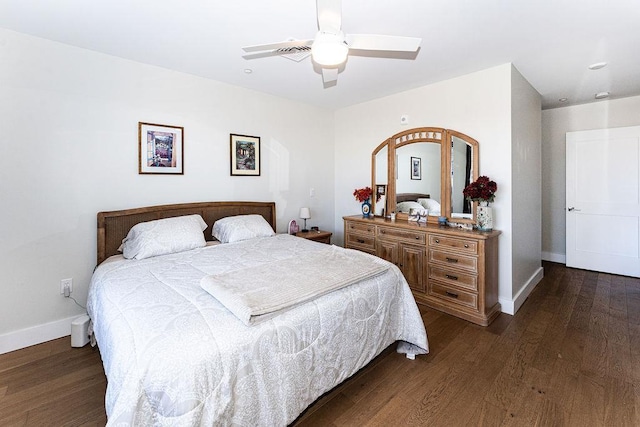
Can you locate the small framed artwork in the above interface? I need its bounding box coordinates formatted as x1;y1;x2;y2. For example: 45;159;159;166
138;122;184;174
230;134;260;176
408;207;428;223
376;184;386;197
411;156;421;180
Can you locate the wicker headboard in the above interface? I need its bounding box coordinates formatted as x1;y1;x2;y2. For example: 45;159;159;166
396;193;430;203
97;201;276;265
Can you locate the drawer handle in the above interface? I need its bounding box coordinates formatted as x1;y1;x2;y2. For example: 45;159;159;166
445;274;458;281
380;230;385;233
357;239;365;244
445;257;458;263
464;244;469;248
435;239;440;243
415;236;420;240
446;291;459;298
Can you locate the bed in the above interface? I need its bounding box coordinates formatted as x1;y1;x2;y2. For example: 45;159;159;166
87;201;429;426
396;193;441;216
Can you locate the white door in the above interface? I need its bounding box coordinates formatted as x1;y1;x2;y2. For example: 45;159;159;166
566;125;640;277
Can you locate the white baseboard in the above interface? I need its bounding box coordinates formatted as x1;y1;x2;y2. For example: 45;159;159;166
542;251;566;264
499;266;545;315
0;316;76;355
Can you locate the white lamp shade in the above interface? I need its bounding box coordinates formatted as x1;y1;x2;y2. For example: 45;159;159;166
299;207;311;219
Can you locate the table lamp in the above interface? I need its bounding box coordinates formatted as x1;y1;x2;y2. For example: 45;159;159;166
299;207;311;232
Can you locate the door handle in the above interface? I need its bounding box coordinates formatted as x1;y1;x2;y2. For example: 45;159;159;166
567;207;581;212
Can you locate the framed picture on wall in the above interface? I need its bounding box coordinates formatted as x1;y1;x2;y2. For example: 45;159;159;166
411;156;421;180
230;133;261;176
138;122;184;174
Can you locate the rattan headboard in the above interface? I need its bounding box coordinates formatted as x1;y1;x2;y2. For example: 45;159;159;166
396;193;430;203
97;201;276;265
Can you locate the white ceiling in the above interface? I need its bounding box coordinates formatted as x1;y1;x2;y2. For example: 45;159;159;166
1;0;638;110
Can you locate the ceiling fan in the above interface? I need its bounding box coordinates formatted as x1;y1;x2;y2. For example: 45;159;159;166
241;0;422;85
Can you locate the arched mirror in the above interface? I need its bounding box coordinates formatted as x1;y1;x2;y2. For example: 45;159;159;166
371;127;479;224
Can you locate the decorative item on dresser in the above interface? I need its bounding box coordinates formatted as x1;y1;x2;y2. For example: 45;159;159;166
344;215;501;326
463;175;498;232
353;186;377;218
295;229;332;244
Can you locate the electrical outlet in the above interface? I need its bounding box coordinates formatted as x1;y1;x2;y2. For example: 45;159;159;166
60;278;73;295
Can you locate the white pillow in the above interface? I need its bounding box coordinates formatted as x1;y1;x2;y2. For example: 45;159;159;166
212;214;275;243
417;198;441;215
396;201;423;213
121;214;207;260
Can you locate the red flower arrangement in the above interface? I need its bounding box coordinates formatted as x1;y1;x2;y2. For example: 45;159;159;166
463;176;497;203
353;186;381;203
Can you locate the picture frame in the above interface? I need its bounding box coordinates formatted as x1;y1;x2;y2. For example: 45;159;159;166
230;134;261;176
408;207;428;222
138;122;184;175
411;156;421;180
376;184;386;196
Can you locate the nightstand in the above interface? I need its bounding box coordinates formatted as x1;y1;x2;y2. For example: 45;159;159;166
295;230;332;244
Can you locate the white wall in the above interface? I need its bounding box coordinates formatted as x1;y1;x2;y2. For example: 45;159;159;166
334;64;518;308
541;95;640;262
510;65;543;313
0;29;334;353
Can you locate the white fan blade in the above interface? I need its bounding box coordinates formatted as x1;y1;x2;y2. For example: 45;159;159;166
317;0;341;33
322;67;338;84
243;39;313;53
346;34;421;52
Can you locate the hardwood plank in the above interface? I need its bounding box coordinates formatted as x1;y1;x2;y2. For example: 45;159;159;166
545;358;580;413
567;374;605;425
467;400;506;425
604;376;636;426
534;398;570;427
361;395;414;427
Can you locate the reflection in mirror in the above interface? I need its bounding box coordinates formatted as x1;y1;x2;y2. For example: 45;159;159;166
451;135;475;219
396;142;441;216
373;144;388;216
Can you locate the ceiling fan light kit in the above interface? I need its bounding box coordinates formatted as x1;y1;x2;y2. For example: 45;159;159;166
311;31;349;66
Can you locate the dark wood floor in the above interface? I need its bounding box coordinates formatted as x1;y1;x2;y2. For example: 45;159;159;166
2;261;639;426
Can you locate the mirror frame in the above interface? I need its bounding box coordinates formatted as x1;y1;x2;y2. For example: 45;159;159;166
371;127;479;225
371;138;391;217
446;129;480;224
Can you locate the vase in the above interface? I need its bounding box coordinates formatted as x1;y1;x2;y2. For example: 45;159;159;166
476;201;493;231
361;200;371;217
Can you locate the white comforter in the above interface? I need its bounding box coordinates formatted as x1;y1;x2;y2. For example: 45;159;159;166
87;234;428;426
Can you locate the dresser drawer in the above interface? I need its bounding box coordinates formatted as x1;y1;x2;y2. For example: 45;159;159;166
378;226;426;244
429;249;478;273
429;234;478;254
345;232;376;252
345;221;375;236
429;281;478;310
428;265;478;291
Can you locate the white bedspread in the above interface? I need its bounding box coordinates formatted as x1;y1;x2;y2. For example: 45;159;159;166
87;234;428;426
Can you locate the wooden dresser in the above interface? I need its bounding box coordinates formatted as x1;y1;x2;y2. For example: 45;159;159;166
344;215;501;326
